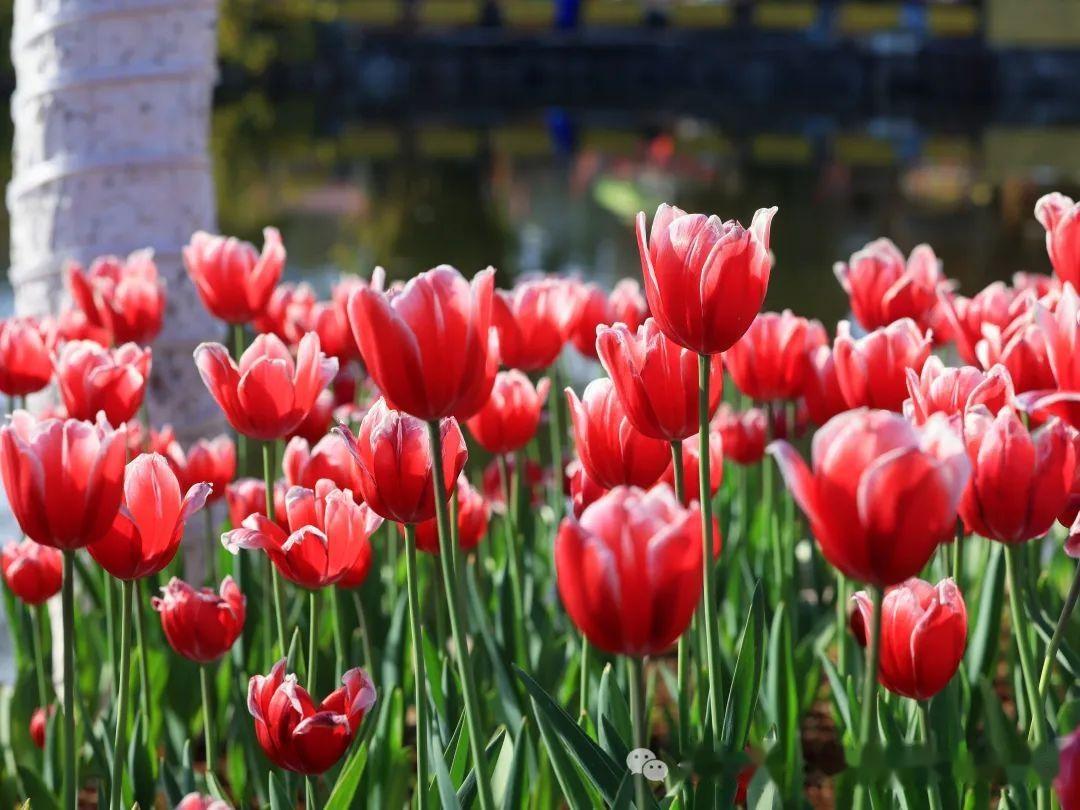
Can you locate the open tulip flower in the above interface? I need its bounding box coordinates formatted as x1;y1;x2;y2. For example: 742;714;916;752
802;346;848;426
465;370;551;454
224;480;382;589
834;238;945;332
723;310;827;403
903;357;1015;424
1036;283;1080;392
255;281;316;342
712;404;768;465
849;577;967;701
152;576;246;663
492;276;581;371
195;332;338;441
170;434;236;501
937;281;1029;365
412;474;489;554
570;279;648;359
88;453;212;581
833;318;931;412
67;249;166;345
54;340;151;426
770;409;970;587
976;317;1056;395
555;485;702;657
283;433;362;492
226;477;288;532
1;538;63;605
1036;192;1080;289
636;202;776;355
596;318;723;442
248;658;376;775
184;227;285;325
0;317;54;397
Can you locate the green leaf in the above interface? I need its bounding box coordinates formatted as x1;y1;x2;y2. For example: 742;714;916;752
127;712;156;810
499;719;529;810
269;771;292;810
965;543;1005;682
432;738;463;810
597;665;632;761
16;765;59;810
721;581;766;753
763;603;802;803
531;697;592;810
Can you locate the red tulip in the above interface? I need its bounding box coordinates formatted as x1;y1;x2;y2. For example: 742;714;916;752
0;412;127;550
834;239;944;332
465;371;551;454
637;203;776;355
850;577;967;700
175;436;236;502
283;434;362;493
30;706;51;750
67;249;165;345
1057;726;1080;810
567;458;607;518
335;532;374;590
88;453;211;581
483;456;545;514
724;311;826;402
566;379;672;489
1036;192;1080;288
300;300;359;364
958;407;1075;544
492;277;582;370
570;280;648;359
176;793;231;810
1014;271;1060;298
555;485;702;656
770;409;969;586
248;658;376;775
412;475;489;554
1037;284;1080;391
712;404;768;465
337;398;467;525
938;282;1029;366
0;318;53;397
226;478;288;531
1;539;63;605
42;307;111;348
903;357;1014;424
254;282;316;342
833;319;931;412
803;346;847;426
184;228;285;325
347;265;496;420
975;318;1055;395
195;332;338;441
224;480;382;589
151;576;246;663
54;341;151;426
660;432;723;506
596;318;723;442
287;389;335;446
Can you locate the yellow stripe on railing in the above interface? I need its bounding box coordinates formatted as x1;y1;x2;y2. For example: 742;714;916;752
928;5;978;37
583;2;644;26
492;126;554;157
504;1;555;27
752;134;813;164
837;3;901;33
418;128;482;158
341;1;402;26
754;2;817;30
668;3;733;28
418;0;479;26
835;134;894;166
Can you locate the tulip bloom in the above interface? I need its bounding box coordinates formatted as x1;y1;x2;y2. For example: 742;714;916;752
248;658;376;775
337;398;467;525
834;239;944;332
286;389;335;446
68;249;165;345
176;794;231;810
724;311;826;402
174;435;236;502
570;279;648;359
803;346;848;426
661;432;723;506
596;318;723;442
1058;726;1080;810
336;531;374;589
903;358;1014;424
302;300;359;364
1037;285;1080;391
958;407;1075;544
850;578;967;700
492;277;581;371
566;379;672;489
283;434;362;493
976;319;1055;395
770;409;970;586
555;485;702;656
833;319;931;412
347;265;496;420
637;203;776;355
1;539;63;605
712;404;768;465
465;371;551;454
54;341;151;426
254;282;316;342
0;412;127;550
195;332;338;442
938;282;1029;366
184;228;285;324
152;577;246;663
226;478;288;531
0;318;53;397
567;458;607;518
412;475;490;554
224;480;382;589
1036;192;1080;288
88;453;211;581
30;706;50;750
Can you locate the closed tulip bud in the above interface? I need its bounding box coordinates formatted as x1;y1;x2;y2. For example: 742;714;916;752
224;480;383;589
660;432;723;506
637;203;776;355
89;453;211;581
566;379;672;489
770;409;970;587
492;277;581;371
903;358;1015;425
1;539;63;605
337;398;467;525
176;793;231;810
184;228;285;325
834;238;944;332
195;332;338;441
0;412;127;550
570;280;648;359
596;318;723;442
178;436;236;502
248;658;376;775
151;576;246;664
0;318;53;397
803;346;848;426
712;404;768;466
850;578;967;700
555;485;702;657
226;477;288;532
411;475;489;554
29;706;52;750
959;407;1075;544
723;311;827;402
833;319;931;412
283;434;362;493
54;341;151;426
347;265;497;420
1036;192;1080;289
67;249;165;345
465;370;550;454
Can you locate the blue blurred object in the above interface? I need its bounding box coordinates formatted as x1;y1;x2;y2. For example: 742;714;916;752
555;0;581;30
546;108;577;155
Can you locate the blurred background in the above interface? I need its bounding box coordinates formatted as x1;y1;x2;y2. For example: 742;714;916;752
3;0;1080;327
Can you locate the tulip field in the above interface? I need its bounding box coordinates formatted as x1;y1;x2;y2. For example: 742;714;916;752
2;195;1080;810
